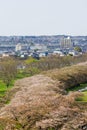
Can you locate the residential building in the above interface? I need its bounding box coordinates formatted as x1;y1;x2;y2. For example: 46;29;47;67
15;43;22;52
60;37;73;49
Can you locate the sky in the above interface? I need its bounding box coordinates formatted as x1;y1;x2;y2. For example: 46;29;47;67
0;0;87;36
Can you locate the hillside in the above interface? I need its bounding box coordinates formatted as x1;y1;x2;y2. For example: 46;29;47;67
0;64;87;129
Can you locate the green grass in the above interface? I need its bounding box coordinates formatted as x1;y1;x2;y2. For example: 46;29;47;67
66;83;87;102
16;72;28;79
0;80;14;97
24;57;39;64
15;123;23;129
76;91;87;102
66;83;87;92
48;128;55;130
16;71;32;79
16;68;40;79
81;91;87;101
0;81;7;97
0;124;4;130
0;80;17;106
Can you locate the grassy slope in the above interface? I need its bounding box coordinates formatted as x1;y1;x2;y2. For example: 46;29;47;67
45;65;87;102
45;65;87;88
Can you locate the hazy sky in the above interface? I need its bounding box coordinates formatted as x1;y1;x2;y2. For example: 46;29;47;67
0;0;87;36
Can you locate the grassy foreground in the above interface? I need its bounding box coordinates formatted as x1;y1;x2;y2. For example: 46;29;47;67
0;63;87;129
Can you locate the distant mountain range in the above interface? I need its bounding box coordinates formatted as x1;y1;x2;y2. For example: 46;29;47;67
0;35;87;45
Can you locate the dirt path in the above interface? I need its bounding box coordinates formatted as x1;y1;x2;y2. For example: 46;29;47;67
0;75;61;122
76;61;87;66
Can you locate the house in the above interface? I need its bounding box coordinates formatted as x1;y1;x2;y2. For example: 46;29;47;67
39;52;46;57
53;49;64;56
2;53;9;57
68;50;82;56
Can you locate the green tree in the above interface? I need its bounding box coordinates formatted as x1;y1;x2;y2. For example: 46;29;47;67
74;46;82;52
0;58;17;87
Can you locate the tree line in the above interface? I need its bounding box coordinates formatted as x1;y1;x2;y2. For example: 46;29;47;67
0;53;87;87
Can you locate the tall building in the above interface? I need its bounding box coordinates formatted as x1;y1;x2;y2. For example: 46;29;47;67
15;43;22;52
60;37;73;49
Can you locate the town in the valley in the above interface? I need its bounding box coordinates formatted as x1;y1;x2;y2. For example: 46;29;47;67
0;35;87;59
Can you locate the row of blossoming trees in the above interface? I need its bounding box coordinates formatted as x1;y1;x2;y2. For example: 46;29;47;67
0;53;87;87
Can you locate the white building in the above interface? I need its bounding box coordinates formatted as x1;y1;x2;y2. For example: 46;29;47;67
15;43;22;52
68;50;80;56
30;44;47;51
53;49;64;56
2;53;9;57
60;37;73;49
39;52;46;57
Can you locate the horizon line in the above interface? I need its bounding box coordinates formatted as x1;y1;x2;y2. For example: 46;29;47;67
0;34;87;37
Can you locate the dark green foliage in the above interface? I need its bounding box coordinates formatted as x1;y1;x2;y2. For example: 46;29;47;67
74;46;82;52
